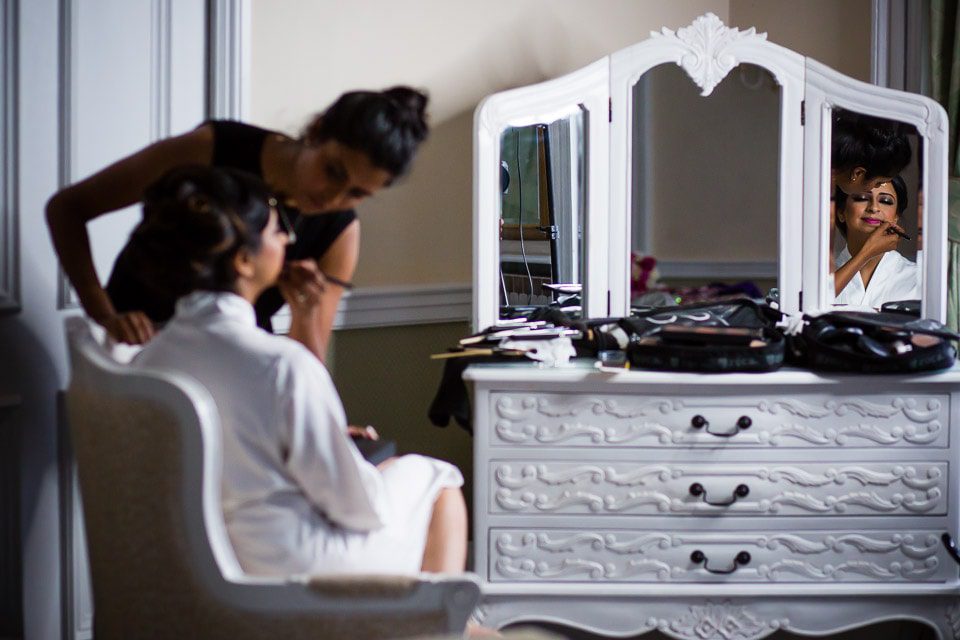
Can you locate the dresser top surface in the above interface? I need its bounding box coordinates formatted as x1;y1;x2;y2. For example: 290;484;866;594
463;360;960;386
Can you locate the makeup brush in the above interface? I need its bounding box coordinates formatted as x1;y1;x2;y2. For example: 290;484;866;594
886;227;911;240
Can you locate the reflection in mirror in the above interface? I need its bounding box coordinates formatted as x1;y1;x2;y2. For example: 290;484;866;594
829;108;920;314
499;111;585;319
631;63;780;311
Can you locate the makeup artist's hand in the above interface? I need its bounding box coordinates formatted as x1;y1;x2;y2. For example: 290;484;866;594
347;425;379;440
101;310;156;345
857;220;904;261
279;259;326;312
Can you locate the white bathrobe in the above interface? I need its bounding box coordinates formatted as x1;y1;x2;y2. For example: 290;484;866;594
133;291;463;577
834;247;921;310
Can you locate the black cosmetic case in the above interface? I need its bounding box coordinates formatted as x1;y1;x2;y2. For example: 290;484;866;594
620;298;784;373
787;311;958;373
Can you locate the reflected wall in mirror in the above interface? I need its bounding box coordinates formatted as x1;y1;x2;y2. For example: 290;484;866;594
499;111;585;319
829;108;921;314
631;63;780;310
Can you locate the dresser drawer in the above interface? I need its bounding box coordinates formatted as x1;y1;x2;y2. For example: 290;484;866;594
491;461;946;516
489;392;949;449
488;529;953;583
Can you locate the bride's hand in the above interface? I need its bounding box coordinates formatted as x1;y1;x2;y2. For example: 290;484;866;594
278;259;326;312
856;220;903;261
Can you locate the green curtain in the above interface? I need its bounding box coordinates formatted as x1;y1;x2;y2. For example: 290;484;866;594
931;0;960;330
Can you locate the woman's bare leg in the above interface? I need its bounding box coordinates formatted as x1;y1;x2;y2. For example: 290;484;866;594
420;487;467;573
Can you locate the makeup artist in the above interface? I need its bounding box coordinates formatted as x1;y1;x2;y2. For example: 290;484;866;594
46;87;429;362
830;110;912;195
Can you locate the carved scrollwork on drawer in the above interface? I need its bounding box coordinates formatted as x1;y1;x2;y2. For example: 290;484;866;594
491;462;947;516
490;393;948;448
489;530;947;583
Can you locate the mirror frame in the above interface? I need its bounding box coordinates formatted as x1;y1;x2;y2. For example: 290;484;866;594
473;58;609;331
802;58;949;322
473;13;950;331
607;14;805;316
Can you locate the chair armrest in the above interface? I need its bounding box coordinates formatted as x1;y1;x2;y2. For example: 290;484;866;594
304;573;422;598
214;572;481;640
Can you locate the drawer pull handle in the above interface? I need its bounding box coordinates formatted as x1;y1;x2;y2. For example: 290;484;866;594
690;414;752;437
689;482;749;506
691;550;751;574
942;533;960;566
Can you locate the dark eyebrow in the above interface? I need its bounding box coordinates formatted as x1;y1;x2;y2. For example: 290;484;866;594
350;187;373;198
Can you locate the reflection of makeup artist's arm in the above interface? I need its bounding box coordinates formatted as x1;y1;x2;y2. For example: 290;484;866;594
287;219;360;362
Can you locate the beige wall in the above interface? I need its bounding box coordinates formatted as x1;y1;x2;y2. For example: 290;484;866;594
252;0;872;287
730;0;873;83
251;0;728;286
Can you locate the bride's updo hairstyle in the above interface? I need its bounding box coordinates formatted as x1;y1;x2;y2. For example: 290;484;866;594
126;165;273;302
302;86;429;178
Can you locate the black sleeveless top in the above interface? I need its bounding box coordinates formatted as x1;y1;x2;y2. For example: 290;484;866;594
105;120;357;332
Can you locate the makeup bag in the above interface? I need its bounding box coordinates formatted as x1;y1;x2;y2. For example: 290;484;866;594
787;311;958;373
619;298;785;372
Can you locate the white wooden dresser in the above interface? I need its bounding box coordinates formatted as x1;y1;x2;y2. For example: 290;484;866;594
467;363;960;637
467;12;960;639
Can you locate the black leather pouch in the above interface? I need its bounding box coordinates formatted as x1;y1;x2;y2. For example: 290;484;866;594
787;311;958;373
620;298;785;373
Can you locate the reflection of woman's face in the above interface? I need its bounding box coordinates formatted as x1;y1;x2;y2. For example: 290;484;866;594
841;183;899;238
291;140;394;214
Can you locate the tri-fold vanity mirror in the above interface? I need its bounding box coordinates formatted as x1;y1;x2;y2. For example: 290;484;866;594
473;12;947;331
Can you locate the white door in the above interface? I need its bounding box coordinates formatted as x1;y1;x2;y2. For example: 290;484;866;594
5;1;210;638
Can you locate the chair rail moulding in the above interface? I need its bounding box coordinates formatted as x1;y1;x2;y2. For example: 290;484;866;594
656;260;778;280
272;283;472;333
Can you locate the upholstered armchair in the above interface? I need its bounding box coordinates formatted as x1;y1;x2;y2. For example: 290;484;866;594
64;316;481;640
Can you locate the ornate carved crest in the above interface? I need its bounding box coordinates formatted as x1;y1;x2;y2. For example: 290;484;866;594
663;601;787;640
651;12;767;97
946;602;960;639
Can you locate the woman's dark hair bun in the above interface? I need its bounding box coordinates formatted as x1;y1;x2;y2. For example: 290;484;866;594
383;85;429;140
303;86;430;177
831;110;912;180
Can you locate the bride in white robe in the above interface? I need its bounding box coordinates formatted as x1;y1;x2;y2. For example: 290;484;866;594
834;245;920;308
127;166;465;577
833;176;920;310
